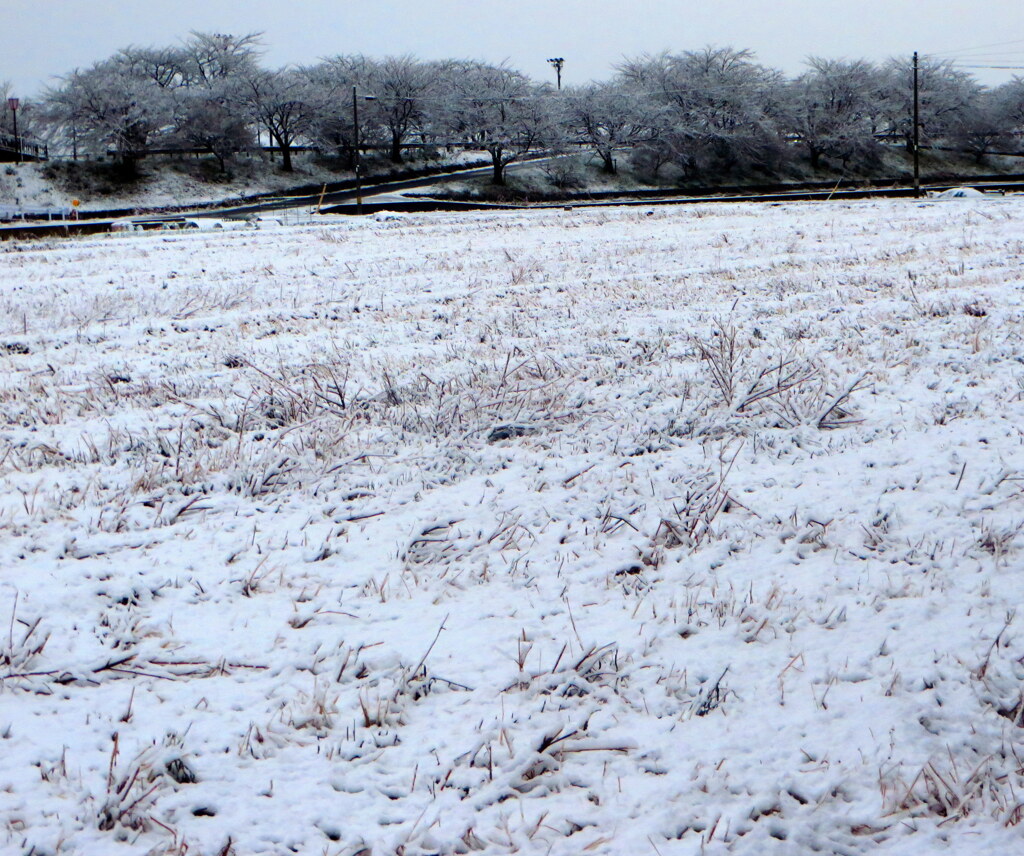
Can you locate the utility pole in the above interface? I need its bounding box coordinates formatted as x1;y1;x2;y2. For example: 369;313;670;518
913;51;921;198
7;98;20;163
547;57;565;90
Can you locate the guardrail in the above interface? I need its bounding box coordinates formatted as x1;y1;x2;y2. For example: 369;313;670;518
0;205;73;222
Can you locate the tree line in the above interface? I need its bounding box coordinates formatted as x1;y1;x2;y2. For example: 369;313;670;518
4;33;1024;185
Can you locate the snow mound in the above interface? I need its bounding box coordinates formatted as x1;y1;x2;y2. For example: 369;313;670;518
373;210;407;221
936;186;986;199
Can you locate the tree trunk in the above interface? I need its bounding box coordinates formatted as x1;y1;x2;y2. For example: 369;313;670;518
601;151;617;174
117;151;140;179
339;139;356;170
279;137;293;172
491;147;505;185
808;146;821;170
391;132;404;164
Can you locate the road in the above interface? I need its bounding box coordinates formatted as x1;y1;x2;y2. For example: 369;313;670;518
0;157;545;238
195;157;543;217
4;157;1024;239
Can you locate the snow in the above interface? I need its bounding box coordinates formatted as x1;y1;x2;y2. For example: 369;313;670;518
0;151;492;214
0;159;318;212
936;187;987;199
1;198;1024;855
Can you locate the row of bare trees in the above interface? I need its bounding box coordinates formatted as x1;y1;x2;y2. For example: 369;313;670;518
11;33;555;183
8;35;1024;184
588;50;1024;179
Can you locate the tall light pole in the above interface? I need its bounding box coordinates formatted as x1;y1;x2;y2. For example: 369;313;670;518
912;52;921;198
353;86;377;214
547;58;565;90
7;97;20;163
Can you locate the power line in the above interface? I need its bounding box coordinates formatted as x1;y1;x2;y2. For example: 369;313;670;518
929;38;1024;57
929;50;1024;58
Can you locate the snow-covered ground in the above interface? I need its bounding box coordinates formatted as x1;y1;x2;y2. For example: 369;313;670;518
0;159;335;213
0;151;490;214
1;198;1023;855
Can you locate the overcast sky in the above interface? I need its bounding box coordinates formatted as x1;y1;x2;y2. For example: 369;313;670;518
4;0;1024;96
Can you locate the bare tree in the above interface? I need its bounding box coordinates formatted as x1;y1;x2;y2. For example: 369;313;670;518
992;77;1024;149
879;56;980;152
1;80;14;138
562;81;654;174
619;47;787;180
784;58;881;170
437;61;554;185
367;56;435;164
44;57;173;173
948;92;1013;162
302;56;381;167
243;68;315;172
161;33;262;169
115;45;190;90
181;32;263;87
628;138;675;179
171;86;254;171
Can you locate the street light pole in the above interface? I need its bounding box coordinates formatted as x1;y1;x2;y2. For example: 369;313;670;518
547;58;565;91
352;86;377;214
352;85;362;213
7;98;20;163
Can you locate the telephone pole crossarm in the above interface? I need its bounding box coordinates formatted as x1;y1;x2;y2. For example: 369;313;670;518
547;57;565;90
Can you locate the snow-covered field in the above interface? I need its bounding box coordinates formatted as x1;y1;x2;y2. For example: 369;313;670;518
1;199;1024;856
